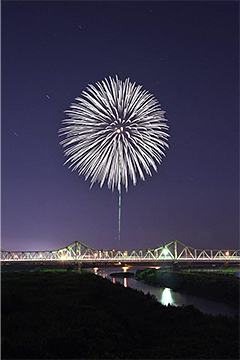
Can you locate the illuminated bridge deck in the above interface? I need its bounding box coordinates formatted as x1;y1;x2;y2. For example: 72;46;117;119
1;240;240;265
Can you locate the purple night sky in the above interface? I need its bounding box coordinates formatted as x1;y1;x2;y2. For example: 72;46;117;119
1;1;239;252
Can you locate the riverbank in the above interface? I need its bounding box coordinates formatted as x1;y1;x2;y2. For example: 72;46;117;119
2;270;239;359
110;271;134;277
135;268;240;308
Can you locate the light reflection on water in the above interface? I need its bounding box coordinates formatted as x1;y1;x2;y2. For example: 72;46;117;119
161;287;173;306
91;267;238;317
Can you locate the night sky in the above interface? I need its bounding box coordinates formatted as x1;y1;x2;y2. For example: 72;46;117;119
2;1;239;252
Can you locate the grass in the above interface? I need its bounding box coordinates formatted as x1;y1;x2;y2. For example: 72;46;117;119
1;270;239;359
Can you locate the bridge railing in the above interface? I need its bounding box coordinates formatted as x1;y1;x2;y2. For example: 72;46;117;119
1;240;240;263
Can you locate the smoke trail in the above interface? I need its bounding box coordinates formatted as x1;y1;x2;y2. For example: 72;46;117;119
118;138;122;247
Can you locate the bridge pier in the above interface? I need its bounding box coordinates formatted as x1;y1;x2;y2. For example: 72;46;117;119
74;262;82;271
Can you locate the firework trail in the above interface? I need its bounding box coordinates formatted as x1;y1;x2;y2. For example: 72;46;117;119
59;75;170;245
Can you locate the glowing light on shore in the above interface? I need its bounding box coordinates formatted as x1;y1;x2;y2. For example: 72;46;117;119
93;267;98;274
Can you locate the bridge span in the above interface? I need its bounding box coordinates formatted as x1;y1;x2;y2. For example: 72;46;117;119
1;240;240;266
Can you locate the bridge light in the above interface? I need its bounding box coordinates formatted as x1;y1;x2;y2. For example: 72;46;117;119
14;254;18;259
123;251;127;256
162;249;169;256
94;252;98;257
225;251;230;256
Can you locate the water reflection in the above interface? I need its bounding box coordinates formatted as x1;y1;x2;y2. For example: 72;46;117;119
93;267;98;275
161;287;173;306
90;267;238;317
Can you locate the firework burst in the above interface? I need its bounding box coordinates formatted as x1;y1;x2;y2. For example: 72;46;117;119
59;75;169;191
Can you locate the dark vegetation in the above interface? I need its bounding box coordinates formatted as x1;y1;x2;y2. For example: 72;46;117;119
1;270;239;359
135;268;240;308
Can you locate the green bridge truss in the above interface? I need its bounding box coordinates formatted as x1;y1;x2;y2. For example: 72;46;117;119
1;240;240;263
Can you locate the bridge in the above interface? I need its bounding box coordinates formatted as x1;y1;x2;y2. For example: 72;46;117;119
1;240;240;266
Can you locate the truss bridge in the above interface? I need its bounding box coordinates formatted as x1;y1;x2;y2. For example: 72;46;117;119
1;240;240;266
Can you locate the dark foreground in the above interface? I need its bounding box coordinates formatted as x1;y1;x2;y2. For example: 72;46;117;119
1;270;239;359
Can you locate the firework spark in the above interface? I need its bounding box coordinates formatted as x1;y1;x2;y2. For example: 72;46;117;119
59;75;169;191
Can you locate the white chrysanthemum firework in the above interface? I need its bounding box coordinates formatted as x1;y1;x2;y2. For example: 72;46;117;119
59;75;170;191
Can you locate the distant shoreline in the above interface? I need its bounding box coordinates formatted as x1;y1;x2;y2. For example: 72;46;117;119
134;268;240;309
110;271;135;277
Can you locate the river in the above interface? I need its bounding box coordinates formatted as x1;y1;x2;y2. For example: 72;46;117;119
91;267;238;318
